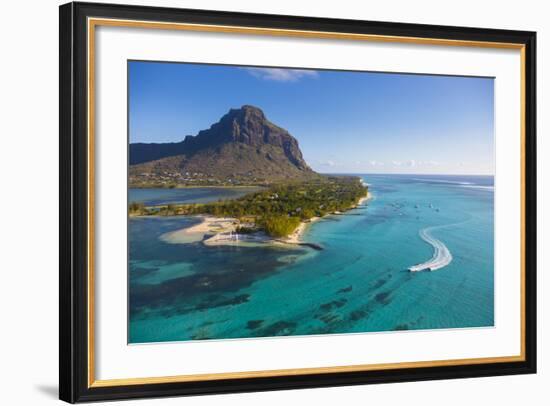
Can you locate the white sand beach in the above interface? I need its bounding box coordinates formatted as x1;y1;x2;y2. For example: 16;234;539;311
160;216;238;244
279;216;321;244
163;192;371;248
356;191;372;207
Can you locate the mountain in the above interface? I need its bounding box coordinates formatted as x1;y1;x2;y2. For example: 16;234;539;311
129;105;320;186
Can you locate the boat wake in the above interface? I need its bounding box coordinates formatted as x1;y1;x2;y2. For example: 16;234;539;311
408;226;453;272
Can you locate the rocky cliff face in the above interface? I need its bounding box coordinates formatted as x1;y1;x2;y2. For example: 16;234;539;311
129;105;318;186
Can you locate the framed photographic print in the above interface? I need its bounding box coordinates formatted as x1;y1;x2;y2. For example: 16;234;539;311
59;2;537;403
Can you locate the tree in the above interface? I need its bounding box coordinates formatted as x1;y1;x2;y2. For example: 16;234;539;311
129;201;145;214
261;215;301;237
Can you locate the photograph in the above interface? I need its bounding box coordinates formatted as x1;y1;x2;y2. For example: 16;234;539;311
127;61;495;344
54;1;537;402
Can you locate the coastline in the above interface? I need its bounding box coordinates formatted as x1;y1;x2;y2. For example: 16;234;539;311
283;191;372;244
161;191;372;249
160;215;238;244
356;192;371;207
130;174;495;342
130;185;265;190
277;216;321;244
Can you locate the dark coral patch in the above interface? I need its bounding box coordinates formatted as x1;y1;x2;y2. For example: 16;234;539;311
258;321;297;336
375;291;391;305
319;298;348;312
190;327;211;340
319;313;340;324
216;294;250;307
246;320;264;330
373;278;387;289
337;285;353;294
349;309;369;321
195;294;250;311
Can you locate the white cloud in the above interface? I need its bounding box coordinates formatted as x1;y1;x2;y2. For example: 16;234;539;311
369;160;384;167
405;160;416;167
245;68;319;82
391;160;403;167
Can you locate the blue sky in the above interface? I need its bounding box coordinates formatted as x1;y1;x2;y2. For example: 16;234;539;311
129;61;494;175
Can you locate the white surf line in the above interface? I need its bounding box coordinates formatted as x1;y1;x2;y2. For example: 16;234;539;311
411;178;474;185
460;185;494;191
408;225;453;272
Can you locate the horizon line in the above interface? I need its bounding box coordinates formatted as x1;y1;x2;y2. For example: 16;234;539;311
319;172;495;177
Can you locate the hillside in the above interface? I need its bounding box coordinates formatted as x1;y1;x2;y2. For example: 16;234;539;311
129;105;320;186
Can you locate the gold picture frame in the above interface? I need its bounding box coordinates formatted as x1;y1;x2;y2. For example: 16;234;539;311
60;2;536;402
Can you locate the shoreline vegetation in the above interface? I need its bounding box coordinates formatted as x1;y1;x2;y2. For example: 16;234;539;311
131;176;370;249
130;184;267;190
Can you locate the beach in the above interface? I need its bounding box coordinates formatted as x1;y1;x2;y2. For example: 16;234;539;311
130;174;495;343
278;216;321;244
160;216;238;244
271;191;371;246
357;192;371;206
162;191;372;248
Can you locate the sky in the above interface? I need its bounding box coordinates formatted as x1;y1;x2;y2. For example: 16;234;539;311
129;61;494;175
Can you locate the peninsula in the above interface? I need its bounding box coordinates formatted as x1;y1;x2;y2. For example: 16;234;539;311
129;105;369;243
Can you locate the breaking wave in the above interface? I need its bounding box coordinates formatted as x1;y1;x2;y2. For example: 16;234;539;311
412;178;473;185
459;185;494;191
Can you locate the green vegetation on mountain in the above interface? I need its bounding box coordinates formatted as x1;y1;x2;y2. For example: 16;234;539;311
128;105;370;237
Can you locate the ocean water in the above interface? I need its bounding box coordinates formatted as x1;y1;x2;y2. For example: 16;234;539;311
129;186;261;206
129;174;494;343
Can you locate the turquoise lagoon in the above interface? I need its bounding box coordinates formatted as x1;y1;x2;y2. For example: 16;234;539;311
129;176;494;343
129;186;261;206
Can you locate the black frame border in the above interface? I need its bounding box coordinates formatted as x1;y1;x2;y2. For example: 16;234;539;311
59;1;536;403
